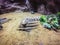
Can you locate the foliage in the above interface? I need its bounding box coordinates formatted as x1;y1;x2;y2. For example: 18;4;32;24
39;14;60;30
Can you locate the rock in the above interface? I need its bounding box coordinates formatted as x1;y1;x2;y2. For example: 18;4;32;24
0;18;11;24
26;23;38;27
18;17;39;32
22;17;39;24
0;23;3;30
18;27;36;32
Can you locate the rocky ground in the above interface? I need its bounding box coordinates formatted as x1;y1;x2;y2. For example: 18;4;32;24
0;12;60;45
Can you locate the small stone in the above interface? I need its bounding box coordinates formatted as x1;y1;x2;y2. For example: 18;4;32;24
31;11;35;14
0;25;3;30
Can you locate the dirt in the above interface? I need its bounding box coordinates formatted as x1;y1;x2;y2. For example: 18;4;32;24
0;12;60;45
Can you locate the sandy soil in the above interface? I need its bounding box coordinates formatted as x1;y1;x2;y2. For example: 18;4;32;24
0;12;60;45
